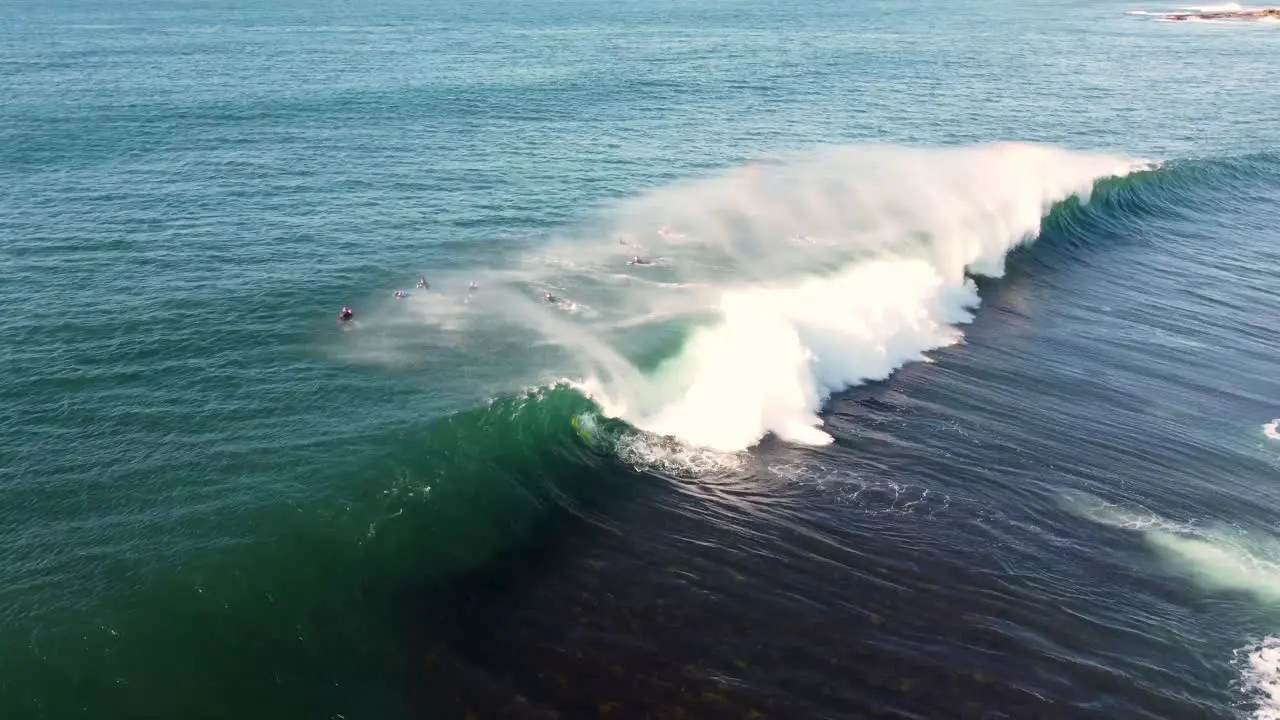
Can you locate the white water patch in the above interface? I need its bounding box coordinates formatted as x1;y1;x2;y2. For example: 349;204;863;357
1059;489;1189;534
337;143;1148;454
592;258;977;451
612;432;748;478
559;143;1149;452
1129;3;1252;12
1264;419;1279;441
1130;4;1280;22
1063;491;1280;605
564;404;747;478
1147;530;1280;605
1066;492;1280;717
770;463;952;516
389;288;486;333
1238;637;1280;720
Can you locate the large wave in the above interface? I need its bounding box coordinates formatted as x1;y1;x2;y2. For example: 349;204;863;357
553;143;1149;451
351;142;1150;453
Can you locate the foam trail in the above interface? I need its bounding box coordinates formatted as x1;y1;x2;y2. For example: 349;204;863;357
1147;531;1280;605
1065;493;1280;717
553;143;1148;451
1240;637;1280;720
1063;491;1280;606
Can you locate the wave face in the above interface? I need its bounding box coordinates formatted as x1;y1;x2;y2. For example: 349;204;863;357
508;143;1152;451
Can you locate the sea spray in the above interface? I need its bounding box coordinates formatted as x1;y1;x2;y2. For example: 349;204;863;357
548;143;1149;451
343;143;1148;453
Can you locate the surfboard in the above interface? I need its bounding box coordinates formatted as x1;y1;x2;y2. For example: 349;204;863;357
571;416;594;442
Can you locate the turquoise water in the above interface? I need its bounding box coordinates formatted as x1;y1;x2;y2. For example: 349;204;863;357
3;0;1280;717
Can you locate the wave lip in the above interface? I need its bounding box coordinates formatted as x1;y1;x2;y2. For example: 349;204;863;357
580;143;1148;452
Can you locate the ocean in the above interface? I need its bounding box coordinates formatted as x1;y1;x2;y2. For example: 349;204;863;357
2;0;1279;717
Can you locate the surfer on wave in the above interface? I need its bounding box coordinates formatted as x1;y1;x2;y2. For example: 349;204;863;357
338;306;353;322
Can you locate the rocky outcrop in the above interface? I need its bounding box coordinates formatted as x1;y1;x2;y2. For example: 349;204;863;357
1167;7;1280;20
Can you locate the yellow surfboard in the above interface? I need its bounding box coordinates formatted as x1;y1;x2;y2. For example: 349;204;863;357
570;416;594;442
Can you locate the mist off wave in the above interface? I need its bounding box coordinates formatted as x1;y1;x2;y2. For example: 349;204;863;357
505;143;1148;452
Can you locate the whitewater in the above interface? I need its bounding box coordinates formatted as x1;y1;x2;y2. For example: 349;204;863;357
437;142;1146;452
353;143;1152;453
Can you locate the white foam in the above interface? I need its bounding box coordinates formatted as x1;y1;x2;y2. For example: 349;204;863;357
1239;637;1280;720
613;432;747;478
344;143;1148;454
571;143;1148;451
591;258;977;450
1064;491;1280;606
771;462;952;516
564;388;748;478
1184;2;1245;10
1059;490;1189;534
1147;529;1280;605
1134;4;1280;23
1130;4;1262;14
1264;420;1279;441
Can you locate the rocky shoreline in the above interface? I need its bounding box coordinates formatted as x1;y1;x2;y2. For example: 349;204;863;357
1166;7;1280;20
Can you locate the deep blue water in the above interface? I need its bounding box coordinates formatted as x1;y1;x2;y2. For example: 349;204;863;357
3;0;1279;718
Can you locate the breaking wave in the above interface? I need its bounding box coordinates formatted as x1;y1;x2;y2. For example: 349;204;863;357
342;142;1156;459
566;143;1150;451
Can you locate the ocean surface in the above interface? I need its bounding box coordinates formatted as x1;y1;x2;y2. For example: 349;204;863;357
3;0;1279;717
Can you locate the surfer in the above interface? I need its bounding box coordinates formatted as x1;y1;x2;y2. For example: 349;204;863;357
468;281;477;292
627;255;651;266
338;306;353;321
544;291;558;304
416;276;429;289
393;290;407;299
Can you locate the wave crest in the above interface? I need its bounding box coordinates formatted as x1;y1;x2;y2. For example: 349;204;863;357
568;143;1149;451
